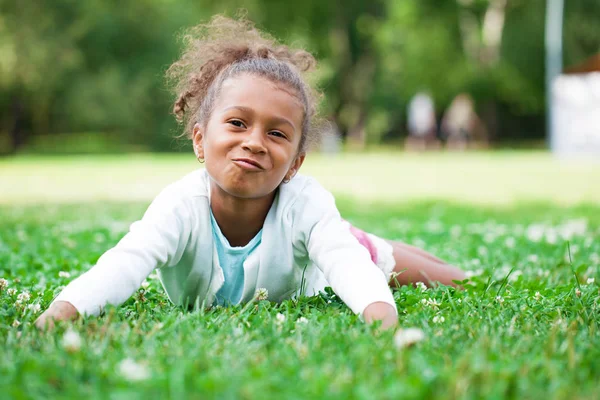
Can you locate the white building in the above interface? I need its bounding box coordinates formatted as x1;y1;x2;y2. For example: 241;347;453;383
552;54;600;157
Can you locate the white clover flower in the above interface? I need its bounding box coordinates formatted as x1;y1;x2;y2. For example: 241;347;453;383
393;328;425;349
12;320;20;328
495;296;504;304
118;358;150;381
575;288;582;297
27;303;41;314
296;317;308;324
545;230;558;244
432;315;445;324
470;259;481;267
526;225;545;242
504;237;516;248
527;254;539;263
425;298;441;308
7;288;17;296
483;233;496;244
450;226;462;238
16;230;27;241
553;318;565;328
474;268;484;277
412;238;426;248
425;220;443;233
497;264;512;277
17;292;31;303
508;270;523;282
58;271;71;278
558;219;587;240
255;288;268;301
141;281;150;290
415;282;428;292
0;278;7;291
587;278;595;285
232;326;244;337
535;291;542;300
420;299;428;305
62;329;82;352
62;237;76;249
275;313;286;324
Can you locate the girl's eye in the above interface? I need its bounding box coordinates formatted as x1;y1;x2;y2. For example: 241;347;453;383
228;120;246;128
269;131;287;139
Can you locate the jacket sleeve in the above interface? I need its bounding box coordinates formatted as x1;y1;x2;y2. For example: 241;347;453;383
52;187;193;316
295;181;397;316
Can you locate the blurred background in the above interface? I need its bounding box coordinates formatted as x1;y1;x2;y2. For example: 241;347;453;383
0;0;599;155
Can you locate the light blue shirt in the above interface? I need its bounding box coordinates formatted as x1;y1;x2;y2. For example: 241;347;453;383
210;210;262;306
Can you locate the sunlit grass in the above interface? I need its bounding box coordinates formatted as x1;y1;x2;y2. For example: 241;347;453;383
1;151;599;205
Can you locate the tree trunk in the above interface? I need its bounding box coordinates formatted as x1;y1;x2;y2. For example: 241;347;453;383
480;100;497;142
346;106;368;150
9;95;26;154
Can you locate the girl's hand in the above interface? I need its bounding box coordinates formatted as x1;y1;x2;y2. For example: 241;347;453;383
363;302;398;330
35;301;79;330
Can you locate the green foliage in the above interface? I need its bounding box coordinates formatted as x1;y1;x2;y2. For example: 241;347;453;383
1;0;600;152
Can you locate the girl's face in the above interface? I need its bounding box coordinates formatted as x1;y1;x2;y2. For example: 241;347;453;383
193;74;305;200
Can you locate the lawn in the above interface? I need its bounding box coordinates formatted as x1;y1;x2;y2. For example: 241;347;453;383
1;152;599;399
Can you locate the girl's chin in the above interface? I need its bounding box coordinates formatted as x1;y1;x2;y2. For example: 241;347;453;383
212;180;278;200
208;171;283;199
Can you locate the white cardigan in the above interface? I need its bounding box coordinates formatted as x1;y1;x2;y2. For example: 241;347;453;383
54;169;396;316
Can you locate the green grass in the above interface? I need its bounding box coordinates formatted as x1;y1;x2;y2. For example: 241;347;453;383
1;152;600;399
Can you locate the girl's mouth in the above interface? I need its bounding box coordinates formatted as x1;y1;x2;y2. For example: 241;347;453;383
232;158;265;171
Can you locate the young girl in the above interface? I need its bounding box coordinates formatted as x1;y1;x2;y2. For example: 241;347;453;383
36;16;465;331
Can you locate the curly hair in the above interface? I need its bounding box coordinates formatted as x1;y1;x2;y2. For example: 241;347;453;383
166;15;323;153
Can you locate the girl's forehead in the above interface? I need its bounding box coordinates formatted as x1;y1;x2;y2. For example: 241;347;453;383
217;75;304;120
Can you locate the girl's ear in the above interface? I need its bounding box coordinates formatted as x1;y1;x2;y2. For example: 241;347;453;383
285;153;306;182
192;123;205;160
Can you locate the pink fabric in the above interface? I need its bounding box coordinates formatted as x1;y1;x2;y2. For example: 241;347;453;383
348;224;378;264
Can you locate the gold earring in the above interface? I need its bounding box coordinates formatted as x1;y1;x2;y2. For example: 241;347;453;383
197;155;205;164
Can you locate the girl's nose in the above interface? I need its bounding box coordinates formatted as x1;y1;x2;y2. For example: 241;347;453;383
241;128;267;154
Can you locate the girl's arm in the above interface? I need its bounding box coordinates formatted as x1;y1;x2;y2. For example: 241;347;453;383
36;191;193;329
296;181;397;326
306;213;398;320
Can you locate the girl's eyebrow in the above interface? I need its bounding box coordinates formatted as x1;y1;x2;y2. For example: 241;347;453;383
221;105;296;132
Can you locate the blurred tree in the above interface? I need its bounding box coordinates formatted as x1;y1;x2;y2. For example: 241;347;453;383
0;0;212;154
563;0;600;66
376;0;542;141
0;0;84;153
0;0;599;154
